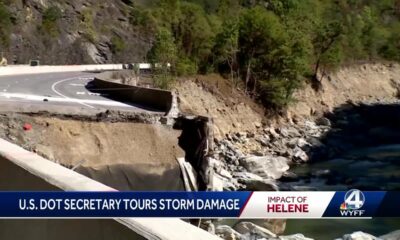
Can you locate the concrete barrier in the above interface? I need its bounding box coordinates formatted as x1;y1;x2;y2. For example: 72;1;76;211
0;64;155;77
0;65;124;76
0;138;221;240
93;71;178;115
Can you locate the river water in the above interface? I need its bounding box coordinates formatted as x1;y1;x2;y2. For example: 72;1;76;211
285;219;400;239
283;103;400;239
289;144;400;191
285;144;400;239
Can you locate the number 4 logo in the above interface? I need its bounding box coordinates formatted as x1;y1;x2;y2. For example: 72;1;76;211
344;189;365;210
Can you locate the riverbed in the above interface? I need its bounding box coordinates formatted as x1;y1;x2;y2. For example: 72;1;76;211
284;103;400;239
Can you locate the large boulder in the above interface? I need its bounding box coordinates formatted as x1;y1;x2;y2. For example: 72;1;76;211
380;230;400;240
233;171;264;182
244;219;287;235
339;231;378;240
215;225;242;240
316;117;331;127
232;172;279;191
239;155;290;179
233;222;276;239
293;147;309;162
278;234;314;240
240;178;279;191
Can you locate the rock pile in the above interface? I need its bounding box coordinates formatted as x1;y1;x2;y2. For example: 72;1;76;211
209;119;331;191
335;230;400;240
212;222;313;240
201;118;333;239
210;223;400;240
205;105;400;240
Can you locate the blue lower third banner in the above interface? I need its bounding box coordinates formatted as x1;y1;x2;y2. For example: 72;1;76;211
0;190;398;218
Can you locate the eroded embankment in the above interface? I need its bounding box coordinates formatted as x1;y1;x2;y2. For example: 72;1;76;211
176;63;400;139
174;63;400;239
0;112;188;191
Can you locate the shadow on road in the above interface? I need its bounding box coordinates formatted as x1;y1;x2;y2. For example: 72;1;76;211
85;80;162;113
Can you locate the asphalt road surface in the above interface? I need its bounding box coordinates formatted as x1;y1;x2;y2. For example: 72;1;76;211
0;72;160;113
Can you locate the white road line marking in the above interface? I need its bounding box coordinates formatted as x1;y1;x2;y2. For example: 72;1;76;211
70;83;85;87
76;92;86;95
0;92;133;107
78;77;94;81
51;77;95;109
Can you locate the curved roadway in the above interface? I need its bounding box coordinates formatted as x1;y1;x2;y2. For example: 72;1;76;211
0;71;160;113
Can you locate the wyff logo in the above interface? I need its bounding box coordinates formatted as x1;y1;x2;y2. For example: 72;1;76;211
340;189;366;217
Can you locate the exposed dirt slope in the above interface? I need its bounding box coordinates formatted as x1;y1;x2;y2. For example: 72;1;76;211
290;63;400;118
177;63;400;139
176;75;265;139
0;114;184;170
0;113;186;190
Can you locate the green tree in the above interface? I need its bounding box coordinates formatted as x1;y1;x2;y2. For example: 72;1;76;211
238;7;284;93
238;6;311;108
148;28;178;89
127;0;400;109
359;6;389;59
175;2;216;72
312;21;343;86
153;0;180;29
129;5;158;35
216;0;241;19
380;22;400;61
213;19;239;87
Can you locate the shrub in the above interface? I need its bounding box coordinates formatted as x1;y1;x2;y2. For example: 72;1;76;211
176;57;197;76
148;29;178;89
41;6;62;37
153;74;175;89
80;9;97;43
110;35;126;54
0;2;11;46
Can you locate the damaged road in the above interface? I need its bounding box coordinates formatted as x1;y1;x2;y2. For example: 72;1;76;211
0;72;162;113
0;111;188;191
0;110;214;192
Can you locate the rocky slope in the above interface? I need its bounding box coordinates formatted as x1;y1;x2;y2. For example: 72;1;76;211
176;63;400;239
2;0;150;64
176;63;400;139
176;63;400;191
211;224;400;240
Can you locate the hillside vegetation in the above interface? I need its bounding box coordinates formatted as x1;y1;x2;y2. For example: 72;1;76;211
1;0;400;108
136;0;400;108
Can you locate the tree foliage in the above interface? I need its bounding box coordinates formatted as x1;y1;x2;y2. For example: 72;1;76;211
132;0;400;108
148;28;178;89
213;19;239;86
